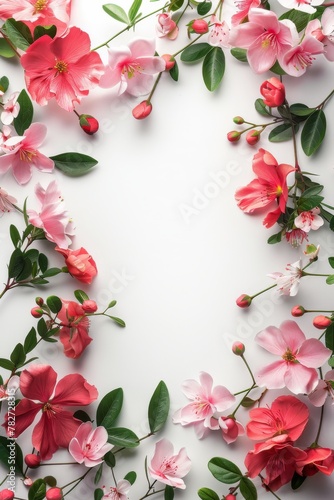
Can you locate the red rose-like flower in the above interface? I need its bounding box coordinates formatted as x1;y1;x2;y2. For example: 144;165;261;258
55;246;97;284
57;300;92;359
260;77;285;107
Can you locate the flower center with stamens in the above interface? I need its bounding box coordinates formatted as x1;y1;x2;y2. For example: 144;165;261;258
121;63;141;79
19;150;37;163
282;348;296;362
34;0;48;12
54;61;68;73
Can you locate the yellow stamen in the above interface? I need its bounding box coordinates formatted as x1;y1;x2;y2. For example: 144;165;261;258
282;348;296;362
54;61;68;73
34;0;48;12
19;150;37;162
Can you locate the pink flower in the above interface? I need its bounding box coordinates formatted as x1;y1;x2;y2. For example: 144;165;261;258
0;123;54;184
1;92;20;125
173;371;235;438
69;422;113;467
0;375;20;401
27;181;74;249
102;480;131;500
294;207;324;232
285;228;308;248
3;364;98;460
0;0;72;35
235;148;295;215
314;9;334;61
296;447;334;476
55;246;97;284
218;416;245;444
245;434;307;491
156;12;178;39
280;35;324;77
148;438;191;489
255;320;331;394
268;259;303;296
57;299;92;359
231;0;261;26
0;187;17;213
308;369;334;406
20;27;103;112
260;77;285;107
277;0;324;14
208;15;230;48
99;38;166;97
246;395;309;441
229;8;297;73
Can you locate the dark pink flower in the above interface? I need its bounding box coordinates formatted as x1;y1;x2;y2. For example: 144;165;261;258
218;416;244;444
296;447;334;477
57;300;92;359
55;246;97;284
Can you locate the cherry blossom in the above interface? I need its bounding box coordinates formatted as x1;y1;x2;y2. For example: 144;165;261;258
0;187;17;213
69;422;113;467
102;480;132;500
294;207;324;232
148;438;191;489
208;15;230;48
280;35;324;76
285;228;308;248
254;320;331;394
277;0;325;15
308;369;334;406
0;92;20;125
268;259;303;296
231;0;261;27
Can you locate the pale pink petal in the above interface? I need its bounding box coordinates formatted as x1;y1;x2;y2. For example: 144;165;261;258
284;363;319;394
255;360;287;389
308;380;328;407
279;320;306;351
297;338;331;367
128;38;156;58
255;325;289;355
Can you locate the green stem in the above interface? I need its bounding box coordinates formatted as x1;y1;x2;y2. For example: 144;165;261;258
171;33;204;58
259;475;282;499
61;469;91;497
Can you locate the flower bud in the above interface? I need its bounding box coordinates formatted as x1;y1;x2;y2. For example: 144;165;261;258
189;19;209;34
236;294;252;308
25;454;41;468
224;495;237;500
260;77;285;107
35;297;44;306
79;114;99;135
81;300;98;313
0;490;14;500
291;305;305;317
31;307;43;318
232;341;245;356
246;129;260;145
46;487;63;500
132;101;152;120
23;477;33;486
227;131;241;143
233;116;244;124
162;54;175;71
313;315;332;329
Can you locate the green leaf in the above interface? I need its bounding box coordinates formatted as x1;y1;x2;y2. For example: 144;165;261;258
170;0;184;10
0;76;10;92
124;471;137;485
230;47;248;62
279;7;325;32
0;358;15;371
197;487;220;500
128;0;142;23
3;19;33;50
164;485;174;500
94;488;104;500
197;1;212;15
269;123;295;142
94;462;104;484
328;257;334;269
9;225;21;248
96;388;124;429
13;89;34;135
0;39;16;58
325;324;334;352
291;472;307;490
103;4;130;24
0;436;24;476
28;479;46;500
208;457;242;484
326;275;334;285
301;109;326;156
109;316;126;327
181;43;213;62
269;60;285;75
107;427;139;448
297;195;324;211
46;295;62;314
73;410;92;422
104;450;116;468
8;248;25;278
267;231;282;244
239;477;257;500
40;267;62;278
241;397;257;408
24;327;37;354
37;317;48;337
51;152;98;176
38;253;48;273
107;300;117;308
169;60;179;81
74;289;90;304
148;380;170;433
290;103;316;117
328;356;334;367
254;98;271;116
33;25;57;40
202;47;225;92
301;185;324;197
10;343;25;367
44;476;57;487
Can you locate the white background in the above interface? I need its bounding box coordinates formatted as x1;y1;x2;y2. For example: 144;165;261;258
1;0;334;498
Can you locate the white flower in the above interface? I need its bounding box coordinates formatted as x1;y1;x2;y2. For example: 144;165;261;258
268;260;303;296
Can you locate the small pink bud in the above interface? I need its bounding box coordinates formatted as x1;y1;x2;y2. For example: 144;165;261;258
190;19;209;34
23;477;33;487
31;307;43;318
224;495;237;500
233;116;244;124
236;294;252;308
291;305;305;317
25;454;41;468
79;114;99;135
227;131;241;142
246;130;260;145
232;341;245;356
162;54;175;71
46;487;63;500
132;101;152;120
313;315;332;329
0;490;14;500
35;297;44;306
81;300;98;313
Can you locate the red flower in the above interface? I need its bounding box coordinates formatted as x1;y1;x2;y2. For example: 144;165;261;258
57;300;93;359
3;365;97;460
55;246;97;284
296;447;334;477
260;77;285;107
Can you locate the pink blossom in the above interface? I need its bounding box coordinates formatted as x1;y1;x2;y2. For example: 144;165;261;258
208;15;230;48
0;123;54;184
21;27;103;112
231;0;261;26
218;416;244;444
0;187;17;213
57;299;92;359
102;480;131;500
280;35;324;77
99;38;166;97
229;8;297;73
294;207;324;232
0;375;20;401
173;371;235;438
255;320;331;394
277;0;325;15
156;12;178;40
148;438;191;489
69;422;113;467
268;259;303;296
0;0;72;35
246;395;309;441
1;92;20;125
245;434;307;491
3;364;98;460
296;447;334;476
27;181;74;249
308;369;334;406
55;246;97;284
0;125;12;151
314;8;334;61
285;228;308;248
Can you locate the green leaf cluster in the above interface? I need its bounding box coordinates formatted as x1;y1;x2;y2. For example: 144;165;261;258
103;0;142;25
181;43;225;91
